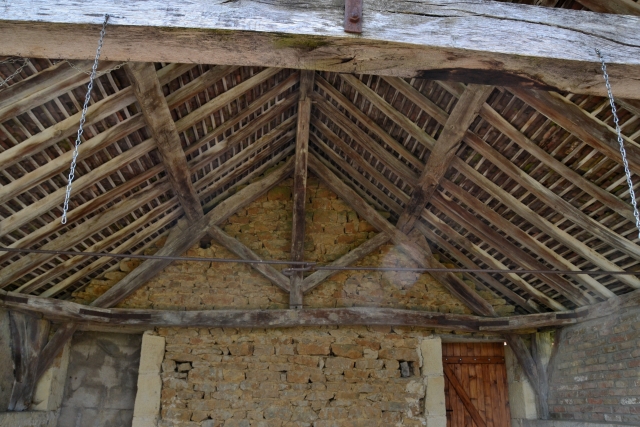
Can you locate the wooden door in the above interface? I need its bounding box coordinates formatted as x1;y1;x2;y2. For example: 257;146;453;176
443;342;511;427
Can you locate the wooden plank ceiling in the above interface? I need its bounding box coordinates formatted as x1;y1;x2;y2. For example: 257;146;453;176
1;0;639;316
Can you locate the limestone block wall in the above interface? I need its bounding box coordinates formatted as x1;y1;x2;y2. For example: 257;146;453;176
547;304;640;424
158;326;445;427
57;332;142;427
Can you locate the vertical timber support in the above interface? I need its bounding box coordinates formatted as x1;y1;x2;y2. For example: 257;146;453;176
8;311;50;411
290;70;315;309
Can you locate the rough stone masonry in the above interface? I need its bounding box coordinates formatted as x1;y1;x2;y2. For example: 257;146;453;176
71;169;513;426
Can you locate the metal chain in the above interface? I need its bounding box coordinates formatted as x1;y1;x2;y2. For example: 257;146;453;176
596;49;640;240
61;14;110;224
0;58;31;89
55;59;128;78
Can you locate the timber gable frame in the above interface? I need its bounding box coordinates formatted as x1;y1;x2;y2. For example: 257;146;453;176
1;0;640;417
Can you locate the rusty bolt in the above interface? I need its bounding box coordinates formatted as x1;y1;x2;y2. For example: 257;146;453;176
349;12;360;23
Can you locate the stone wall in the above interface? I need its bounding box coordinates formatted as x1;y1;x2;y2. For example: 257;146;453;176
547;304;640;424
73;174;512;316
158;326;443;427
57;332;142;427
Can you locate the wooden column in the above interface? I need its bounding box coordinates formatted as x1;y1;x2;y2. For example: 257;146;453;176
8;311;50;411
290;70;315;309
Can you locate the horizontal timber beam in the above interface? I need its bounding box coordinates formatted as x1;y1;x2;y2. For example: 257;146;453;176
1;1;640;98
3;287;640;332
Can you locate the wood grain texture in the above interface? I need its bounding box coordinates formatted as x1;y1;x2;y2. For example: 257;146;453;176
1;1;640;97
208;225;290;293
290;70;315;308
575;0;640;14
8;311;50;411
397;84;494;233
125;62;203;222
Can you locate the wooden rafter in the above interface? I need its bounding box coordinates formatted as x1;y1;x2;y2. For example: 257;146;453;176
396;84;494;233
2;1;640;98
308;153;497;317
125;62;203;222
290;70;315;309
0;181;171;288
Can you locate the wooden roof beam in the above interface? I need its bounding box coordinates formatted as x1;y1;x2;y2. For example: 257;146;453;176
125;62;203;222
391;77;637;223
290;70;314;309
451;158;640;290
2;1;640;97
396;85;494;233
308;153;497;317
574;0;640;15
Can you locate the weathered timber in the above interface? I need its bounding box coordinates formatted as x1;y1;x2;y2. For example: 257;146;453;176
38;206;182;298
165;65;239;109
2;1;640;97
0;88;135;170
451;158;640;290
92;158;294;309
0;165;165;266
311;93;419;185
0;114;146;206
406;78;636;224
431;193;595;307
15;198;179;295
0;59;103;123
575;0;640;14
8;311;50;411
188;94;299;176
438;179;615;300
443;364;487;427
0;138;157;238
396;84;494;233
509;87;640;172
308;153;497;317
208;225;290;293
125;62;203;222
0;293;578;331
416;218;566;312
532;332;552;420
302;233;390;293
35;323;76;385
463;131;640;262
175;67;283;135
290;70;314;308
0;182;171;289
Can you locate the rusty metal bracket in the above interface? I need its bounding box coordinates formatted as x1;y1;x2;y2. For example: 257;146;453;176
344;0;363;33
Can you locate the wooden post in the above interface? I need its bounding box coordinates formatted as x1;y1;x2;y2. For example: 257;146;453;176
290;70;315;309
8;311;50;411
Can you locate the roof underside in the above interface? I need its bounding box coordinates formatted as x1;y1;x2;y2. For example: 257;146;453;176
1;0;639;315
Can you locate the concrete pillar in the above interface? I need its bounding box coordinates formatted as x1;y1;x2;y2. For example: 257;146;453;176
505;345;538;420
32;342;70;411
420;336;446;427
132;332;165;427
